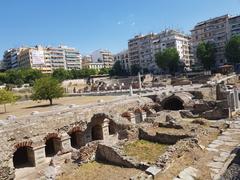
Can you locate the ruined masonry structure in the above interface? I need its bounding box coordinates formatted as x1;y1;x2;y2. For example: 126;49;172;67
0;97;152;180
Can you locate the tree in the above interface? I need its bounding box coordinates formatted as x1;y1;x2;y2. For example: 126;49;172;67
197;42;216;70
110;61;128;76
0;89;17;113
5;69;24;86
99;68;111;75
31;77;64;105
130;64;141;76
52;68;72;82
225;35;240;65
155;48;180;74
23;69;43;85
3;69;43;86
0;73;6;85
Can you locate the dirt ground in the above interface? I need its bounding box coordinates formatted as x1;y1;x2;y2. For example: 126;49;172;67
156;123;222;180
0;96;118;119
58;161;142;180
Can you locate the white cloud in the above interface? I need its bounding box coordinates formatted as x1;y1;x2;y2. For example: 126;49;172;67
131;22;136;26
117;21;125;25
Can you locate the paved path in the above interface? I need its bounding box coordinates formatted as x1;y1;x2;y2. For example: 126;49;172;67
205;119;240;179
174;118;240;180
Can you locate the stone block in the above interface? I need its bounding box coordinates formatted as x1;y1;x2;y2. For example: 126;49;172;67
145;166;162;178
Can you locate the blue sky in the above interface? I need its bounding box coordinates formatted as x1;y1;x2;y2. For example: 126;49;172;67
0;0;239;57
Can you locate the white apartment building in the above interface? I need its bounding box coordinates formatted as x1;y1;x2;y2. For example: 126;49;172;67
191;15;230;67
229;15;240;37
82;55;105;70
18;46;52;74
153;30;194;70
91;49;114;68
3;45;82;73
128;30;193;73
114;50;130;72
83;62;104;70
128;33;156;73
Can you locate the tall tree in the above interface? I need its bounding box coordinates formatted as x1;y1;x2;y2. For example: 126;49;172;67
31;77;64;105
99;68;111;75
0;89;17;113
130;64;141;76
155;48;180;74
110;61;128;76
197;42;216;70
52;68;72;82
225;35;240;65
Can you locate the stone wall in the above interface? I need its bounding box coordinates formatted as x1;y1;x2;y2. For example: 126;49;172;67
96;144;137;168
0;97;153;180
139;129;191;145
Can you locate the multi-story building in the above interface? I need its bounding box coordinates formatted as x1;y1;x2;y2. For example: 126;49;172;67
46;47;65;70
82;55;92;68
91;49;114;68
82;55;105;70
0;60;4;72
152;30;193;70
83;62;104;70
114;50;130;72
3;45;82;73
2;48;25;70
191;15;230;67
128;30;193;73
18;46;52;73
128;33;156;72
62;46;82;70
229;15;240;37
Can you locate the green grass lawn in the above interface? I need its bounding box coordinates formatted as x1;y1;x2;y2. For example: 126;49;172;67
123;140;169;164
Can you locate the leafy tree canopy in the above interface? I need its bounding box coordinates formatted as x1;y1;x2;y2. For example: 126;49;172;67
197;42;216;70
99;68;111;75
225;35;240;65
31;77;64;105
130;64;141;76
3;68;43;86
52;68;73;82
155;48;180;74
0;89;18;113
110;61;128;76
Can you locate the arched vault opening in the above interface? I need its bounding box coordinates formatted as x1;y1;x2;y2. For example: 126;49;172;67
162;97;184;110
13;146;34;168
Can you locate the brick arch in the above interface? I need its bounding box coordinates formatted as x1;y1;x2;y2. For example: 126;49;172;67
14;141;33;151
89;113;112;127
121;111;132;121
134;107;144;113
44;133;60;142
13;141;35;168
68;126;83;134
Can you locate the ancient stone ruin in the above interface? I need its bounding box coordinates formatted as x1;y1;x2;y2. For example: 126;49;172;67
1;75;240;180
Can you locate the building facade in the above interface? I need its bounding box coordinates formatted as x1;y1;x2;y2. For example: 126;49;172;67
2;45;82;73
229;15;240;37
91;49;114;68
128;33;156;73
2;48;24;70
128;30;193;73
18;46;52;74
153;30;193;70
114;50;130;72
191;15;230;67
